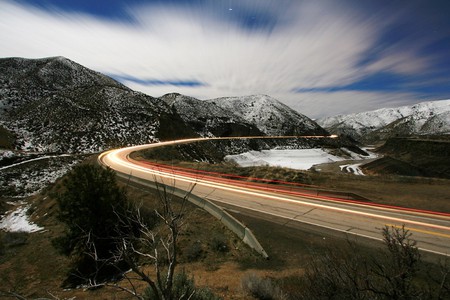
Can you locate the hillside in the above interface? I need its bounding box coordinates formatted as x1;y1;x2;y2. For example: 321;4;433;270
160;93;264;137
318;99;450;143
208;95;328;136
1;57;331;154
365;136;450;179
0;57;196;153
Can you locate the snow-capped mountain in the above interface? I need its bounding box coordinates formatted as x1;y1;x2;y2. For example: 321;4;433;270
207;95;328;136
0;56;329;154
160;93;263;137
0;56;194;153
318;100;450;142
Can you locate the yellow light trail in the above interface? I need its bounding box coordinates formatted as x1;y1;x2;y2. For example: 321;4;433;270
98;137;450;256
102;145;450;233
387;224;450;239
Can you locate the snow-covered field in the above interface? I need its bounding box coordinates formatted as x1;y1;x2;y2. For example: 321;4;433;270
225;147;376;174
225;148;346;170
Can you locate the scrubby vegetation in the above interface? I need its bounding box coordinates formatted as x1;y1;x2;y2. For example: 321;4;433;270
0;125;15;149
240;226;450;300
49;164;226;299
372;137;450;179
241;273;286;300
144;271;222;300
53;164;138;286
1;158;450;299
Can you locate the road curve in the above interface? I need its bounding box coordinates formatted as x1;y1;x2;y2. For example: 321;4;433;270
98;137;450;256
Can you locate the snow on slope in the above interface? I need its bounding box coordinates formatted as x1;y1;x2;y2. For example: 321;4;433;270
0;57;181;153
0;205;43;232
318;99;450;140
208;95;328;136
160;93;263;137
162;93;234;121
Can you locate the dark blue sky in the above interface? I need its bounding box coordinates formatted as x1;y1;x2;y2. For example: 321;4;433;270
2;0;450;117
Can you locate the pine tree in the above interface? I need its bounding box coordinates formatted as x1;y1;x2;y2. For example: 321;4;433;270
54;164;131;286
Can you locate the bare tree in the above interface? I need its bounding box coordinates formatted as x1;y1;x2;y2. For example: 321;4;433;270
367;225;421;299
296;225;449;300
85;180;198;300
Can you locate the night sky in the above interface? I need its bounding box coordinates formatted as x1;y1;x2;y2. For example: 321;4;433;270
1;0;450;118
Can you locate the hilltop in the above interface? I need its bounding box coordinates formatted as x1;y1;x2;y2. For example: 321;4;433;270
318;99;450;143
0;56;196;153
1;57;330;154
208;95;327;136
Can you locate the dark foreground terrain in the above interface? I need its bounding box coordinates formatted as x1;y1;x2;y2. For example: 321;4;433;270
365;136;450;179
1;153;449;299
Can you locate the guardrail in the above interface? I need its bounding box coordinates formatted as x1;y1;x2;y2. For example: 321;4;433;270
98;158;269;259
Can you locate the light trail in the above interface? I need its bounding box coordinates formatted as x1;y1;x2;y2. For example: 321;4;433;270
98;137;450;256
387;224;450;239
105;149;450;232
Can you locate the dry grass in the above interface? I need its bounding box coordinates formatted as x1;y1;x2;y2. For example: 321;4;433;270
308;171;450;213
135;158;450;213
0;170;266;299
2;155;449;299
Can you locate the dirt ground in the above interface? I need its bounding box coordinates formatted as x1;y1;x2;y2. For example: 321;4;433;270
1;157;449;299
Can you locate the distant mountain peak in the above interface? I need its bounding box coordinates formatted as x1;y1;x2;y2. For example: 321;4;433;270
207;95;328;136
318;99;450;142
1;56;329;153
0;57;192;152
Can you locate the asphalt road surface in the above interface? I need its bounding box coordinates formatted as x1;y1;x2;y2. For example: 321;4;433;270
98;137;450;256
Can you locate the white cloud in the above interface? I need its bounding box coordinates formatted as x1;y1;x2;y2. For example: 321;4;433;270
0;0;434;119
363;45;432;76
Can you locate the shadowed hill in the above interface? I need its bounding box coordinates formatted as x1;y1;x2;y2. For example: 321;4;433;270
362;137;450;179
0;57;197;152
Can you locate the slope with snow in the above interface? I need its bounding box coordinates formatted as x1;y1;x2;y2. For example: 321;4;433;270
207;95;328;136
0;205;43;232
0;57;191;153
318;99;450;142
1;57;331;152
160;93;263;137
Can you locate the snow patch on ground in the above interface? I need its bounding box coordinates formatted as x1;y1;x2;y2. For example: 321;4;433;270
0;149;15;160
225;149;346;170
0;154;81;198
342;147;378;160
0;205;43;232
338;147;378;176
340;163;365;175
225;147;378;175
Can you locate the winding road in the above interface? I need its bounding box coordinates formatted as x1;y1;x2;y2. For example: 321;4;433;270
98;137;450;257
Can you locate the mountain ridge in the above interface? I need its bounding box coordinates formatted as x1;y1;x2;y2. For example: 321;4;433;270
0;56;329;153
0;56;195;152
160;93;264;137
207;94;328;136
317;99;450;142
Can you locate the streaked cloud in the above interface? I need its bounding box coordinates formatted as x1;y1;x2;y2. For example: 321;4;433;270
110;74;205;87
1;0;449;118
